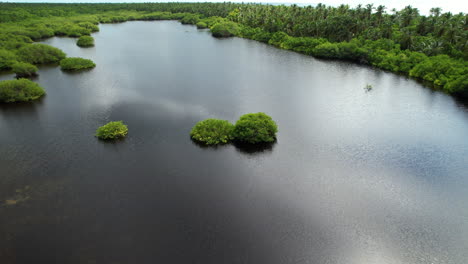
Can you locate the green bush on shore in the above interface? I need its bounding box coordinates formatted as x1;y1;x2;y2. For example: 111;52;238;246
210;21;240;38
0;78;45;103
77;36;94;47
196;21;208;29
16;43;66;64
0;49;17;70
60;57;96;71
96;121;128;140
190;118;234;145
233;113;278;143
12;61;38;77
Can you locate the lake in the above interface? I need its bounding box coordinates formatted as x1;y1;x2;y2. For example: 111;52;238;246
1;21;468;264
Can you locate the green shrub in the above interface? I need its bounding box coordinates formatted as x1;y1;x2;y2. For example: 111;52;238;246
60;57;96;71
0;49;17;69
0;78;45;103
210;22;240;38
95;121;128;140
190;118;234;145
77;36;94;47
196;21;208;29
233;113;278;143
12;62;38;77
16;44;66;64
181;14;200;24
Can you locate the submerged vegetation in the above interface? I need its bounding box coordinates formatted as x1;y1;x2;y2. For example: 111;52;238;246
77;36;94;47
0;2;466;97
96;121;128;140
0;78;45;103
190;119;234;145
60;57;96;71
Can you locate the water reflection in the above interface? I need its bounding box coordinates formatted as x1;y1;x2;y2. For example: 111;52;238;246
1;21;468;264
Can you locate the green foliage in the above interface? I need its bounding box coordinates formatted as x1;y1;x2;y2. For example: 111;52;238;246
12;62;38;77
233;113;278;144
95;121;128;140
0;78;45;103
0;49;17;70
196;21;208;29
190;118;234;145
409;55;468;93
210;21;240;38
77;36;94;47
181;13;200;24
60;57;96;71
16;43;66;64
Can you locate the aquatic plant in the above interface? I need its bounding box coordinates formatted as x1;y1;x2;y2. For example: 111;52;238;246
0;78;45;103
95;121;128;140
190;118;234;145
364;84;373;92
233;113;278;143
60;57;96;71
76;35;94;47
210;21;240;38
12;61;38;77
16;43;66;64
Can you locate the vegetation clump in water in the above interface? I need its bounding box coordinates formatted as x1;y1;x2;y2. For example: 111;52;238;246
76;35;94;47
16;44;66;64
60;57;96;71
0;78;45;103
233;113;278;143
12;62;38;77
210;21;239;38
96;121;128;140
190;118;234;145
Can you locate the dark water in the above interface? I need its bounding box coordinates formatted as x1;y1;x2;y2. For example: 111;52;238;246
1;21;468;264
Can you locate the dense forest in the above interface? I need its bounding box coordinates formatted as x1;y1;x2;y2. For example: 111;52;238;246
0;2;467;97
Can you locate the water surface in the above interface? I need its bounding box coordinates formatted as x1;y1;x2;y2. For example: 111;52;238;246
1;21;468;264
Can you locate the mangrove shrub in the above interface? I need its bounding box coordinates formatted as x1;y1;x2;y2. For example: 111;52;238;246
0;49;17;69
190;118;234;145
210;21;240;38
60;57;96;71
16;43;66;64
12;61;38;77
0;78;45;103
233;113;278;143
76;36;94;47
96;121;128;140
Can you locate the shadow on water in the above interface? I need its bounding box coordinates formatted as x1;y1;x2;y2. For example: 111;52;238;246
190;138;277;156
233;140;276;155
0;98;45;114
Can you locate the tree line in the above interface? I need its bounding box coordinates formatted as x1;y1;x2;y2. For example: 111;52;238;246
0;2;466;97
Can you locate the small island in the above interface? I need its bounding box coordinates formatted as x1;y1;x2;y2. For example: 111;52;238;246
233;113;278;143
60;57;96;71
190;118;234;145
190;113;278;145
76;36;95;47
0;78;45;103
95;121;128;140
